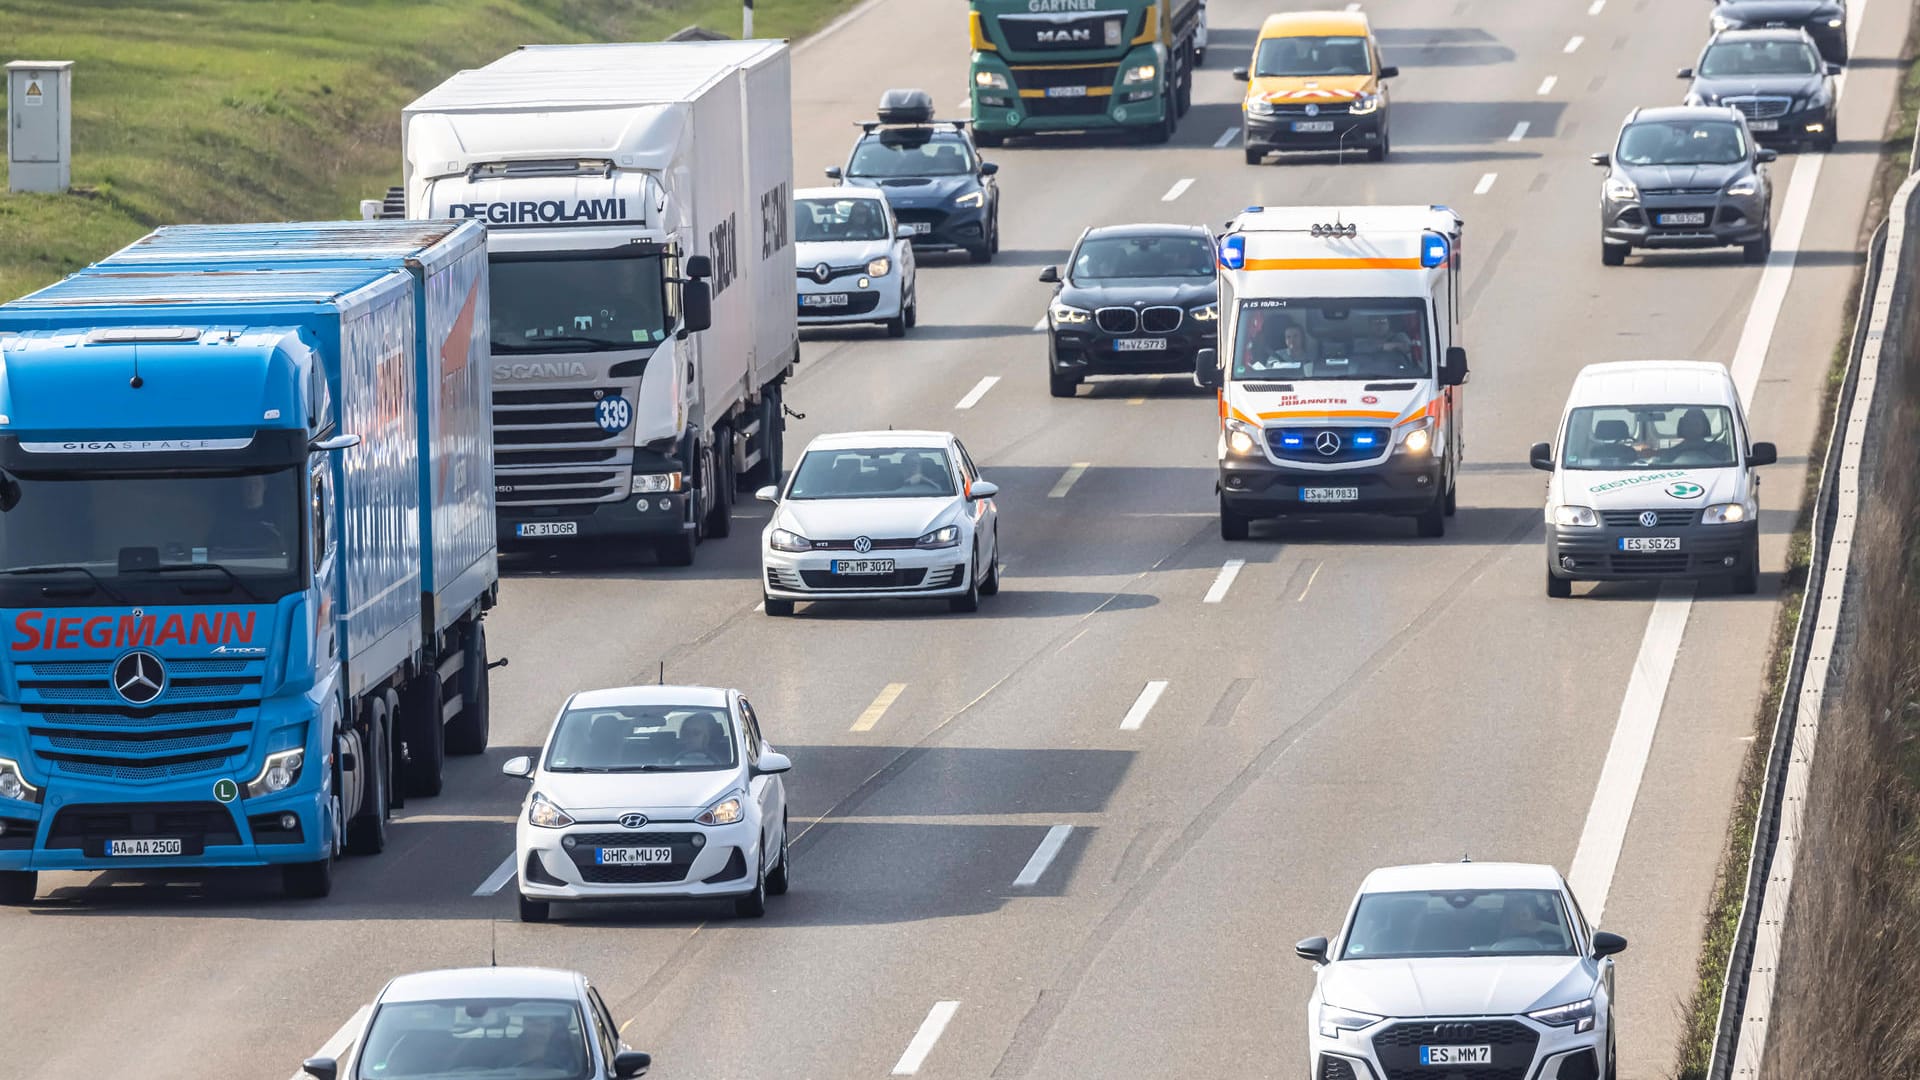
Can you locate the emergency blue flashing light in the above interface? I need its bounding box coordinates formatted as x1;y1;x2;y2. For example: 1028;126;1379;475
1421;235;1450;268
1220;234;1246;270
1281;434;1304;447
1353;434;1377;447
1244;206;1265;213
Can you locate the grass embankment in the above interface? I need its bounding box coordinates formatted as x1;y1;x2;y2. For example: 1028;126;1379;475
0;0;854;300
1671;41;1920;1080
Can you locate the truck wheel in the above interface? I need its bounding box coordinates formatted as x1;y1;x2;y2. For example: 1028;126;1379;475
402;676;444;798
1145;92;1176;144
0;870;37;905
445;624;491;756
658;531;697;567
1547;567;1573;599
1176;66;1193;116
345;702;389;855
1220;495;1251;541
283;858;333;899
1415;493;1447;538
705;436;735;539
974;129;1004;148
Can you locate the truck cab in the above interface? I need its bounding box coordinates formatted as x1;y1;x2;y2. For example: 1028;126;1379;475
968;0;1203;144
1198;205;1467;539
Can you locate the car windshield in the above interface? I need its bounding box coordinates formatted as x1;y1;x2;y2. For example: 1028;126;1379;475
848;133;976;177
1072;235;1216;281
1560;403;1739;470
356;997;590;1080
1341;888;1579;960
489;252;670;353
797;197;890;242
1616;120;1748;166
1232;298;1430;381
545;704;738;773
787;447;957;499
1700;40;1822;77
1253;35;1372;78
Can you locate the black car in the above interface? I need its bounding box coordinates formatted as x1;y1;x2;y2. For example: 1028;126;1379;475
1710;0;1848;64
828;89;1000;263
1595;105;1777;265
1681;28;1840;149
1038;224;1218;398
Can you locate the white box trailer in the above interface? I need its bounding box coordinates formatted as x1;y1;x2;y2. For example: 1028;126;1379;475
402;40;798;566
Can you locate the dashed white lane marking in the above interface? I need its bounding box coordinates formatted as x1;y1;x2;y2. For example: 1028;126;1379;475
1162;177;1195;201
1213;126;1240;149
1120;681;1170;731
1588;0;1605;12
1203;559;1245;604
1048;462;1091;498
474;852;517;896
289;1005;373;1080
1507;121;1530;142
892;1001;961;1075
1013;825;1075;886
1537;75;1558;95
852;683;907;733
1033;316;1049;332
955;375;1000;410
1474;173;1498;195
1564;35;1585;53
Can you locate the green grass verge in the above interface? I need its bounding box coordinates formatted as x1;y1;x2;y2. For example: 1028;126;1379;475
0;0;857;300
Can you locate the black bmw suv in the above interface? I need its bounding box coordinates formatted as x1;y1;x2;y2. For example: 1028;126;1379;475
829;89;1001;263
1038;224;1219;398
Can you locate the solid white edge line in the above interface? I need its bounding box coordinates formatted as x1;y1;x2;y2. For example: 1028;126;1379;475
1213;126;1240;149
1729;156;1828;409
290;1005;372;1080
1162;178;1195;202
474;852;517;897
1538;75;1558;95
1048;462;1091;498
1120;681;1170;731
1508;121;1530;142
1474;173;1497;195
955;375;1000;410
1203;559;1246;604
1013;824;1074;886
892;1001;961;1075
1564;35;1584;53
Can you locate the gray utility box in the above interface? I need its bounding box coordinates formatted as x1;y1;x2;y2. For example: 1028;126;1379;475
8;61;73;193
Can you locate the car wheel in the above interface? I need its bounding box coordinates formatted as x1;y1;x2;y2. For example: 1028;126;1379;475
1818;118;1837;152
1744;221;1772;264
886;310;908;337
0;870;37;905
763;594;795;617
766;813;791;896
518;893;550;923
1367;124;1389;162
1244;145;1263;166
1414;492;1446;537
734;855;769;918
990;210;1001;255
1220;494;1251;541
1049;367;1080;398
969;240;992;264
978;533;1001;596
950;558;983;613
1605;1026;1618;1080
1547;566;1573;599
1601;240;1629;267
904;292;918;329
1733;535;1760;595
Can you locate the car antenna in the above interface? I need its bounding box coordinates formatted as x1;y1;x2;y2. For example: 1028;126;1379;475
658;660;665;686
1460;851;1472;863
489;918;498;967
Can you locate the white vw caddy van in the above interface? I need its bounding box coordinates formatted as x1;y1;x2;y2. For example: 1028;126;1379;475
1531;360;1776;598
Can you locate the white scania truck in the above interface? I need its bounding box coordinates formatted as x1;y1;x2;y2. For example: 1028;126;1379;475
402;40;799;565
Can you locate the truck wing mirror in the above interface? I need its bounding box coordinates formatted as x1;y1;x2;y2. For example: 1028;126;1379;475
1193;347;1221;391
312;433;361;453
684;254;713;280
1441;346;1469;387
1529;442;1554;471
681;280;713;337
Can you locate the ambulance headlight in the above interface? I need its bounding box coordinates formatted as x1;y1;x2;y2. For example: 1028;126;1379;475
1394;418;1436;455
1225;420;1265;456
1349;93;1381;115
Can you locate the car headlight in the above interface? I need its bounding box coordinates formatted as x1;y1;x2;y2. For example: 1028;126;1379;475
697;790;746;826
867;256;892;277
1049;301;1091;326
1604;175;1639;202
631;472;681;494
1349;93;1381;115
1123;63;1157;85
916;524;961;549
1527;997;1597;1034
1702;502;1749;525
0;757;42;805
1246;98;1276;117
769;527;813;553
1189;301;1218;322
1318;1004;1385;1039
975;70;1009;90
1395;418;1435;455
1553;504;1600;527
1726;175;1760;197
527;791;575;829
244;748;305;799
954;190;986;209
1225;419;1265;456
1828;16;1845;27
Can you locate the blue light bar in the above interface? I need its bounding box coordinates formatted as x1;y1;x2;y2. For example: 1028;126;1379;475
1219;234;1246;270
1353;434;1377;447
1243;206;1265;213
1281;434;1303;447
1421;234;1450;268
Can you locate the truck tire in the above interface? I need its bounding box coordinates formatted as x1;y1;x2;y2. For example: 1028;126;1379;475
444;623;491;757
344;701;390;855
401;676;444;798
1145;91;1176;144
0;870;36;905
1176;64;1193;117
974;129;1004;148
284;858;333;899
705;433;735;539
658;530;698;567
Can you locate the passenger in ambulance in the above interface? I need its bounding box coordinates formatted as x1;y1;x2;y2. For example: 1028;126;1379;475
1244;316;1315;372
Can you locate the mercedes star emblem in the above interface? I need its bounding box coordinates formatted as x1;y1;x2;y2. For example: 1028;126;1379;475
113;651;166;705
618;813;649;829
813;262;832;283
853;536;873;554
1639;510;1660;528
1315;431;1343;456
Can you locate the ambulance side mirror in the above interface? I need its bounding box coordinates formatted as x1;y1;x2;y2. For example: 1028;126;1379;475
1441;346;1469;387
1194;347;1221;390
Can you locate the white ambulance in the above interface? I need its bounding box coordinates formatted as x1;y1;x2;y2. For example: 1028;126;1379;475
1198;205;1468;539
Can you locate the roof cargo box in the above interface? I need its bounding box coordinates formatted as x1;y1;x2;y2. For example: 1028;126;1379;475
877;88;935;125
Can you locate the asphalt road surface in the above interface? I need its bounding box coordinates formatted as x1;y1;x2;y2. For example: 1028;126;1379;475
1;0;1909;1077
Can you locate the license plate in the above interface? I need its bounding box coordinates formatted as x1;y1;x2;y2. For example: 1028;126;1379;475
1420;1045;1492;1066
595;846;674;866
1619;536;1681;552
1046;85;1088;98
1747;119;1779;132
832;558;895;575
1657;212;1709;226
1301;487;1360;503
517;521;578;538
906;222;933;235
1115;338;1168;352
1291;120;1336;132
107;838;182;857
802;293;849;308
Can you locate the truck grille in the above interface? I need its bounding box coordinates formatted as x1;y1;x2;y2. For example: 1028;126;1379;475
1726;96;1791;120
493;386;635;505
44;801;241;854
18;658;263;782
1025;95;1113;117
997;12;1128;53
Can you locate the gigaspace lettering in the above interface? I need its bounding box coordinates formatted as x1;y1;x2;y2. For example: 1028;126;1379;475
11;610;260;652
449;199;630;225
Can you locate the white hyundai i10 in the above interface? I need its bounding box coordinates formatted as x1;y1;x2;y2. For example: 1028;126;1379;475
503;685;791;923
1299;861;1628;1080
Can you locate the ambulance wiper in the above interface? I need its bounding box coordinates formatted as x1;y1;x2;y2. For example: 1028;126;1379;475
122;563;264;603
0;565;131;603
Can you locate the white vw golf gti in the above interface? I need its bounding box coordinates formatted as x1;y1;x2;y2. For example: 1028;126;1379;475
503;685;791;922
758;430;1001;615
1299;861;1628;1080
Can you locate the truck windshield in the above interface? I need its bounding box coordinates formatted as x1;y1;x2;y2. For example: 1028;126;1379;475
1254;35;1373;78
1560;404;1739;470
0;467;303;605
1232;298;1430;381
849;134;975;177
490;253;669;353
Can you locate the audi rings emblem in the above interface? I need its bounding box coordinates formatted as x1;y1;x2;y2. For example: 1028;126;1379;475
618;813;650;829
113;651;166;705
1639;511;1660;528
853;536;873;553
1315;431;1343;456
813;262;832;283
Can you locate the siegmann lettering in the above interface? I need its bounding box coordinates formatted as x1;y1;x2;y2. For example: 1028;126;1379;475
760;182;790;260
11;610;259;652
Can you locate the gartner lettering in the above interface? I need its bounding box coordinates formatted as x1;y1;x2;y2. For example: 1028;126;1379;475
11;610;260;652
449;199;631;225
1027;0;1098;10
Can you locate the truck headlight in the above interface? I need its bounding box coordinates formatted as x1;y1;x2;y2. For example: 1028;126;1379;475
1349;93;1381;115
1553;504;1600;527
0;757;42;805
768;527;813;553
1526;997;1597;1034
916;525;961;549
244;748;305;799
1725;176;1760;198
975;70;1010;90
631;472;682;494
1049;301;1091;326
1225;419;1265;456
1318;1004;1384;1039
1604;175;1639;202
954;190;986;209
1702;502;1749;525
697;790;746;826
1246;98;1276;117
866;256;892;277
1123;63;1158;85
1189;302;1218;322
528;791;575;829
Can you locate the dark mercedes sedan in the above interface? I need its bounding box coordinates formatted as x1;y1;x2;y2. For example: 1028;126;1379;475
1039;225;1218;398
1681;28;1841;149
1709;0;1848;64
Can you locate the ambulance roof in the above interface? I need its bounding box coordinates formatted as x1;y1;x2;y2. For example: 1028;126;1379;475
1228;205;1460;236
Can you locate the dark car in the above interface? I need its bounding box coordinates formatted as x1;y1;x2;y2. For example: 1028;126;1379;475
1594;105;1777;266
1681;28;1840;149
1038;224;1218;398
828;89;1000;263
1710;0;1848;64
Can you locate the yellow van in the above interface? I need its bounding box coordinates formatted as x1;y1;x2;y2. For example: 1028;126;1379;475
1233;11;1397;164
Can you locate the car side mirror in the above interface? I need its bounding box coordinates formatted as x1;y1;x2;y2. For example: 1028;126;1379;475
1231;67;1250;81
753;751;793;776
1295;936;1330;963
980;161;999;176
1748;441;1778;467
1826;62;1843;75
312;433;361;453
501;755;534;779
1194;346;1221;390
1379;64;1399;79
613;1050;652;1078
895;224;916;240
1592;931;1629;959
1757;148;1779;163
824;165;844;180
754;485;779;502
1038;265;1060;284
681;280;712;338
1589;152;1610;167
968;479;999;500
1677;67;1694;79
302;1058;338;1080
1441;345;1469;387
1530;441;1554;471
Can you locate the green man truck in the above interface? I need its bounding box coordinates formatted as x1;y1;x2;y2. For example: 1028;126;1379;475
968;0;1203;145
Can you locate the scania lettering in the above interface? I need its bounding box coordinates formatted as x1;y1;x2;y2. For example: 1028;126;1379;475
968;0;1203;145
1197;205;1469;540
399;40;800;566
0;224;500;903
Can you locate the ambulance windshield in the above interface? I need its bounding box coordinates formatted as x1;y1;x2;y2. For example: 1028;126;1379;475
1232;298;1429;381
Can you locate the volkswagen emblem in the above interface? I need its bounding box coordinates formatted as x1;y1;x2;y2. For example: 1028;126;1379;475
618;813;649;830
1305;103;1320;117
853;536;873;554
1639;511;1660;528
1315;430;1343;456
113;651;166;705
812;262;832;283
